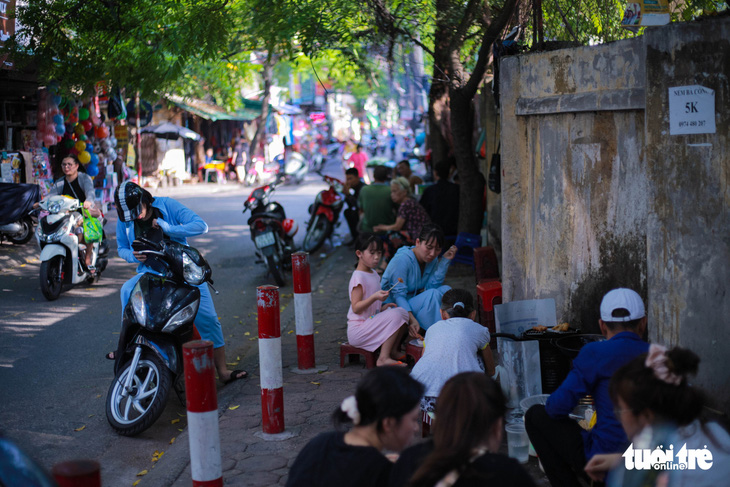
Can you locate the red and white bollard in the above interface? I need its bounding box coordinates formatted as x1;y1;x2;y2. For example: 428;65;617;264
258;285;284;434
183;340;222;487
291;252;327;374
52;460;101;487
293;252;315;369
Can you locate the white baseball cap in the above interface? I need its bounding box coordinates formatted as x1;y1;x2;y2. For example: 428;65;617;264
600;288;645;322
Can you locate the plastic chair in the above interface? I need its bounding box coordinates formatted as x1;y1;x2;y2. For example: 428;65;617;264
450;232;481;267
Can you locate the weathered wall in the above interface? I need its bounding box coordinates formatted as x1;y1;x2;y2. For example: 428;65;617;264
501;17;730;411
479;83;502;262
501;37;647;334
644;20;730;404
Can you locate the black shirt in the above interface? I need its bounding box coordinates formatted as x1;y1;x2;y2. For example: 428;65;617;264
62;178;86;203
418;180;459;236
389;439;537;487
286;431;392;487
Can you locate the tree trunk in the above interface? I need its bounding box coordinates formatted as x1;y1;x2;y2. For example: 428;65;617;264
249;56;273;162
426;0;454;169
450;88;484;235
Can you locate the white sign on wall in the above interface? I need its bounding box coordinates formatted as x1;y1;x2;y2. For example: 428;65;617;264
668;85;716;135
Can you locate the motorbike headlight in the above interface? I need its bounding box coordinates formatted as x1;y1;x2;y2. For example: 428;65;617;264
39;221;72;242
48;202;61;214
131;288;147;324
182;252;205;285
162;302;200;333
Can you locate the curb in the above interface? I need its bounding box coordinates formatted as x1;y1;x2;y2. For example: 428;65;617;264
138;243;350;486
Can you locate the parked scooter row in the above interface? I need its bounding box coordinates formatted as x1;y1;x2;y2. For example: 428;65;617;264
0;182;39;245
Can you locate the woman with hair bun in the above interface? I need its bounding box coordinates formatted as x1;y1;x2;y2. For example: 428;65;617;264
390;372;536;487
286;367;424;487
585;345;730;487
410;289;496;415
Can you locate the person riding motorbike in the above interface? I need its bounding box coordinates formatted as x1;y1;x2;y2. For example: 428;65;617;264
34;155;101;273
108;181;248;385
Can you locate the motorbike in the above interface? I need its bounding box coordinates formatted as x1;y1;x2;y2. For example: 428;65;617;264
274;151;308;185
0;182;39;245
310;140;343;172
35;195;109;301
302;174;345;253
106;237;212;436
243;182;298;286
244;155;280;187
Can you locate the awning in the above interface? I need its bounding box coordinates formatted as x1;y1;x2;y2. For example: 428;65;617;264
166;95;260;121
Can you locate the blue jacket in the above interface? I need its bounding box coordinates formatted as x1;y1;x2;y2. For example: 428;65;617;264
380;246;450;312
116;197;208;273
545;331;649;459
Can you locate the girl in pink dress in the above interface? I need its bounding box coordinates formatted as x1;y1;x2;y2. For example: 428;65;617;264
347;233;410;366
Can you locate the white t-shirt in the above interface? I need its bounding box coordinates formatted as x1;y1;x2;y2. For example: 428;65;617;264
410;317;490;397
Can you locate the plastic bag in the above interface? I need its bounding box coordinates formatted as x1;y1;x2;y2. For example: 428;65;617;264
82;208;103;243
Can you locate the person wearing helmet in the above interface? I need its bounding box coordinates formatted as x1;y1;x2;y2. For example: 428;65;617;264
109;181;248;384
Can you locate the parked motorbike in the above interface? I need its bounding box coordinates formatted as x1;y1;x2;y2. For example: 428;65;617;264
106;237;212;436
244;155;280;187
243;183;298;286
310;140;343;172
35;195;109;300
274;151;308;185
0;182;39;245
302;174;345;253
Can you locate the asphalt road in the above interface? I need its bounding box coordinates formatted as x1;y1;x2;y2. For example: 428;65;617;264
0;175;345;486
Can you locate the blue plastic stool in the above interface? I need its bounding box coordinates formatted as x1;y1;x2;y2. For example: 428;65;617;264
451;232;481;267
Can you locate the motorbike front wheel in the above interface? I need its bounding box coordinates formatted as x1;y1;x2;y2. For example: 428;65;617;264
302;214;332;253
40;256;63;301
8;217;34;245
106;353;172;437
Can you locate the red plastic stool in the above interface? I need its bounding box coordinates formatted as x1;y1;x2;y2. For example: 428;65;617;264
476;280;502;343
405;340;424;364
340;343;377;369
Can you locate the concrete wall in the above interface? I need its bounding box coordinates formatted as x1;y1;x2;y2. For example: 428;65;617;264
644;20;730;404
501;37;648;335
501;18;730;410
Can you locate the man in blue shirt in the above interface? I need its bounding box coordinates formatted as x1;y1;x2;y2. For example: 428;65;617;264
525;288;649;487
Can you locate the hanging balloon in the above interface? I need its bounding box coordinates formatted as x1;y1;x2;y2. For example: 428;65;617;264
53;114;64;125
79;134;88;141
70;147;79;155
56;124;66;136
86;162;99;177
64;138;75;149
74;124;85;136
90;153;99;165
86;143;94;152
94;125;108;139
100;139;111;150
109;136;117;148
78;107;90;121
81;119;93;132
52;95;63;106
75;140;86;152
106;149;117;160
78;151;91;164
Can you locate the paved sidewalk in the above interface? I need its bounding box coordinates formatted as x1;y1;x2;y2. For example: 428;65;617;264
138;246;549;487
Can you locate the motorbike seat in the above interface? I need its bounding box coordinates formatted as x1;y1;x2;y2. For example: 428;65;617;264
247;212;284;226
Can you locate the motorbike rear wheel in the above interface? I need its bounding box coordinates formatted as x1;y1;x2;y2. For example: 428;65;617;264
40;256;63;301
302;214;332;253
106;353;172;437
8;217;34;245
266;254;286;287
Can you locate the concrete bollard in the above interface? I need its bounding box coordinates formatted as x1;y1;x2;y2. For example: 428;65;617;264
292;252;315;369
52;460;101;487
257;285;284;434
183;340;223;487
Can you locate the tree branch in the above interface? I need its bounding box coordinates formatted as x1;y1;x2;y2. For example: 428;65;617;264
462;0;519;98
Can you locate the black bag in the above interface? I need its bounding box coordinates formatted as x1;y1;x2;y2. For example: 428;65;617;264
488;148;501;194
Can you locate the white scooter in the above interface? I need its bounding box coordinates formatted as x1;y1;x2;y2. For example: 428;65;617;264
36;195;108;300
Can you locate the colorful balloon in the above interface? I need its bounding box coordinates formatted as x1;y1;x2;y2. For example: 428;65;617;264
78;151;91;164
94;125;109;139
78;107;90;121
81;119;93;132
86;162;99;177
64;138;75;149
90;153;99;165
53;114;64;125
55;124;66;136
75;140;86;152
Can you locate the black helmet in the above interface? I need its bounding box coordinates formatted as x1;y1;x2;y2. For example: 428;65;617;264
115;181;151;222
